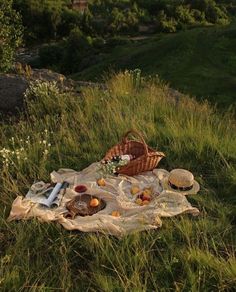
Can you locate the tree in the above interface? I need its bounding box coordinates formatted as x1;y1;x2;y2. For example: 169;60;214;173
13;0;67;42
0;0;23;72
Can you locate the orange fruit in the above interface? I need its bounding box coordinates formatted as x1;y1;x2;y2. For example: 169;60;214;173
142;193;151;201
131;186;140;195
135;198;143;206
142;189;152;197
97;178;106;186
111;211;120;217
89;198;100;207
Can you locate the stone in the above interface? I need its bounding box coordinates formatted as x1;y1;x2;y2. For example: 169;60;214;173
0;74;28;112
0;69;75;113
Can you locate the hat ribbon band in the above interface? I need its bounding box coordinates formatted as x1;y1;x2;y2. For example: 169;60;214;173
168;181;193;191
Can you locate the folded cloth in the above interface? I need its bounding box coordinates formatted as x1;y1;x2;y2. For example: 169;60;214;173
8;163;200;237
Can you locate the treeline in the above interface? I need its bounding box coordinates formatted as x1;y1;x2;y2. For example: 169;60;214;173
1;0;235;73
38;0;236;75
88;0;232;34
13;0;235;43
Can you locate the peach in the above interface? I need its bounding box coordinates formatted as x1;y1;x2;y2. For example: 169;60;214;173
89;198;100;207
111;211;120;217
142;193;151;201
142;189;152;197
131;186;140;195
142;200;150;206
97;178;106;186
135;198;143;206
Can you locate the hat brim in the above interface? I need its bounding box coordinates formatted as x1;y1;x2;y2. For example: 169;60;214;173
161;176;200;195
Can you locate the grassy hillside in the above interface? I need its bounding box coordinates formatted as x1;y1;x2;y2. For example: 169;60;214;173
0;72;236;290
72;22;236;109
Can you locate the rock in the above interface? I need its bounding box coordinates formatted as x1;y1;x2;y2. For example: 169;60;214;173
0;74;28;112
0;69;75;113
31;69;75;88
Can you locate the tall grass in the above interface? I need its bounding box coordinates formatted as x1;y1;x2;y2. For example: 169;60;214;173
0;71;236;291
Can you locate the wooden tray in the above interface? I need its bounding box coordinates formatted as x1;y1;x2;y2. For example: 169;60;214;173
64;194;106;219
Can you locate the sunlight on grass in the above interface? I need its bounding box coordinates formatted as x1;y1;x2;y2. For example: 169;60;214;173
0;71;235;290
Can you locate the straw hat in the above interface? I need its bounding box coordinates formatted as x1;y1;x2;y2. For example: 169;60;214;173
160;169;200;195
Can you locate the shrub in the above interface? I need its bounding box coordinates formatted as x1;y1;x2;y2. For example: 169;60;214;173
13;0;67;42
205;4;229;24
157;11;178;33
0;0;23;72
39;43;64;69
57;7;82;37
175;5;195;25
61;28;94;73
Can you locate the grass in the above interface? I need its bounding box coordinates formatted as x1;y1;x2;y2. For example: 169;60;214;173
71;22;236;109
0;71;236;291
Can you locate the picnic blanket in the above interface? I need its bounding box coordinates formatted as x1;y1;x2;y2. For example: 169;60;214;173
8;162;200;237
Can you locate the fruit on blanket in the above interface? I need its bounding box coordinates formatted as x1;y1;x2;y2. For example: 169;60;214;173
74;185;87;193
111;211;120;217
135;198;143;206
141;193;151;201
142;189;152;197
142;200;150;206
131;186;140;195
97;178;106;186
89;198;100;207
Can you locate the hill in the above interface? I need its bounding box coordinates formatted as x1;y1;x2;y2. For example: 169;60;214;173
0;71;236;290
71;22;236;109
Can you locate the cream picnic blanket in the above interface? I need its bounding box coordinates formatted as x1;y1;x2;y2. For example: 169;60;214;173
8;162;200;237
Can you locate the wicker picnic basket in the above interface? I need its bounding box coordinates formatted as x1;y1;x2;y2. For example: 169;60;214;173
104;130;165;176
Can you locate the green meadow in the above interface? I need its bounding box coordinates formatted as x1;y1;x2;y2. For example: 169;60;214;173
71;22;236;109
0;72;236;291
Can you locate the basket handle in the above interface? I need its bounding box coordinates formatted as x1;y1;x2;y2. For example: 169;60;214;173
122;130;149;156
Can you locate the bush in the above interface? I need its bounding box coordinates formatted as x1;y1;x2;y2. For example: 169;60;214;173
175;5;195;25
61;28;94;73
92;37;106;49
157;11;178;33
39;43;64;69
13;0;67;43
0;0;23;72
57;8;82;37
205;4;229;24
192;9;206;22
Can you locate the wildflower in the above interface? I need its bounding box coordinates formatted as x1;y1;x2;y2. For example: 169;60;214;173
42;140;47;145
48;143;51;147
